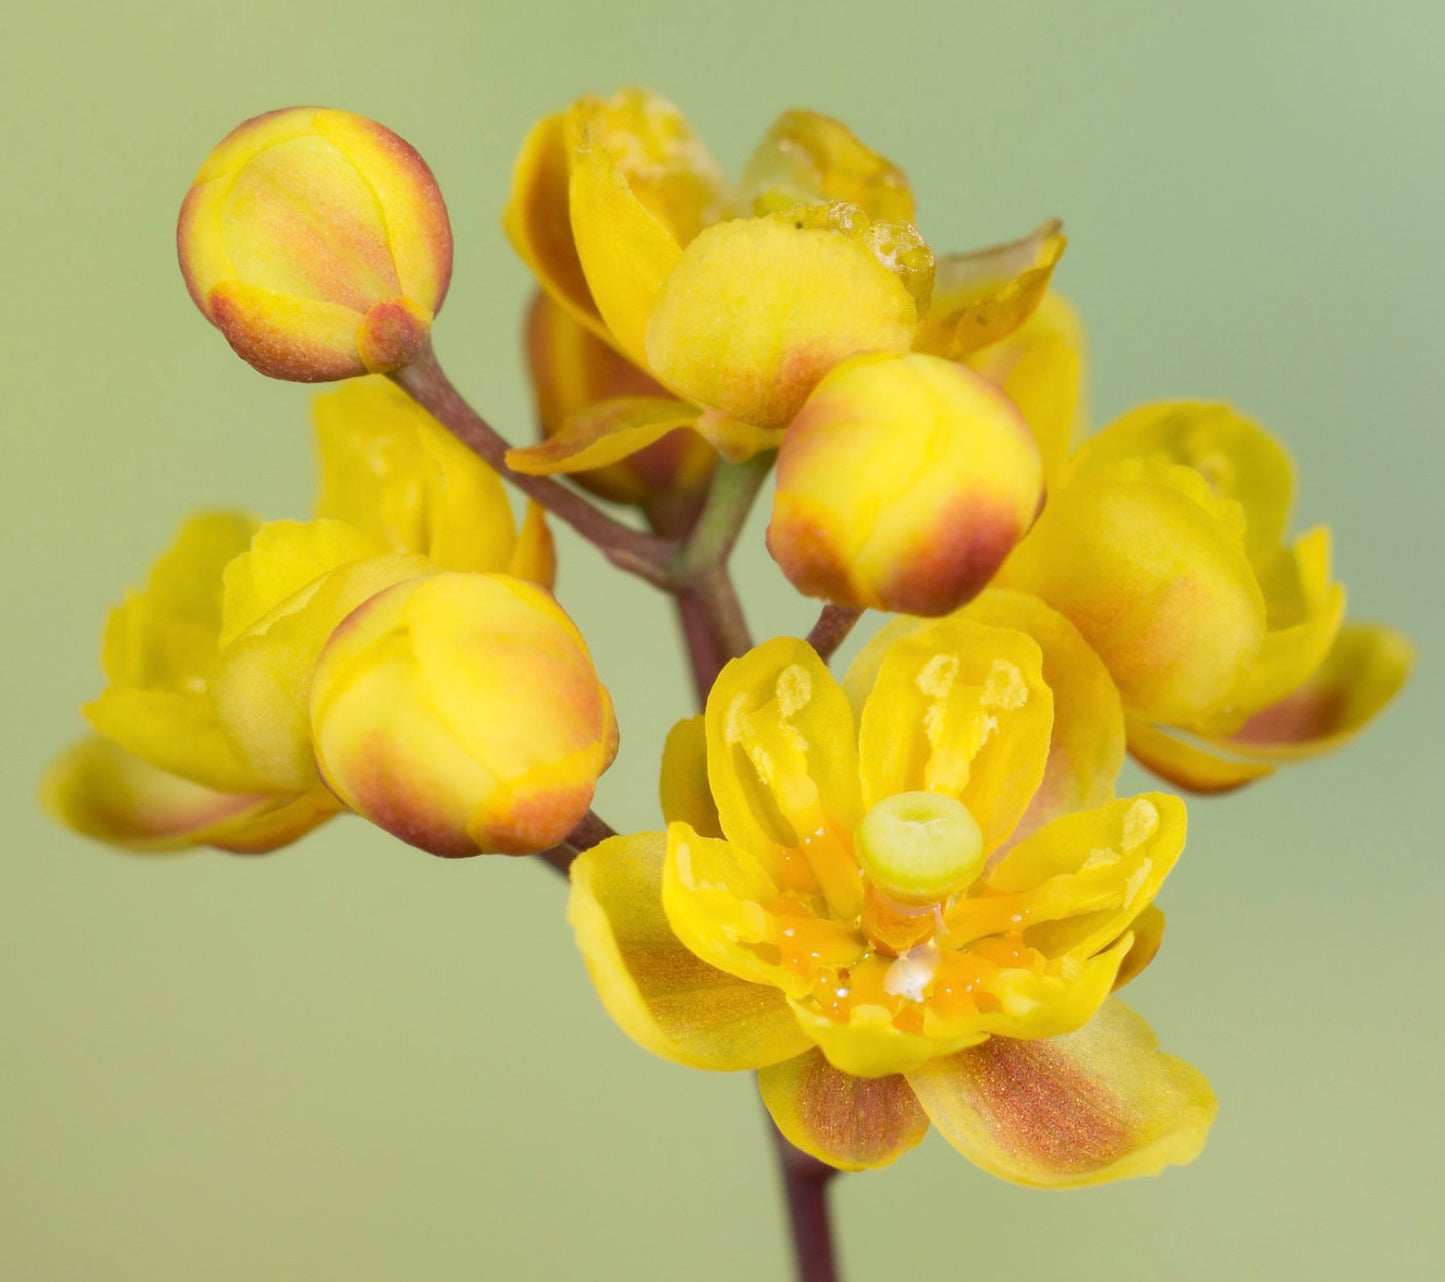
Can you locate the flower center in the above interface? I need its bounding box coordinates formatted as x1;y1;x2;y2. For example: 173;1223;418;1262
854;790;985;904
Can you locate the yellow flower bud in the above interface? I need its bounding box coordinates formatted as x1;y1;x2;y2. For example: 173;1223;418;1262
178;107;452;381
767;353;1044;615
310;573;618;857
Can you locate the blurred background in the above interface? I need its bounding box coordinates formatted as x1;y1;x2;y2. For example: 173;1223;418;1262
3;2;1441;1278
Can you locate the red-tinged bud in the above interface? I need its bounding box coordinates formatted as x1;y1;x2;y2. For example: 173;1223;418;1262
178;107;452;381
768;353;1044;615
310;573;618;857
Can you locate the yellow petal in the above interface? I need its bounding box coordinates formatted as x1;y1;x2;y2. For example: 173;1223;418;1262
313;375;517;574
568;832;809;1070
1112;905;1165;991
758;1049;929;1170
645;212;918;429
212;552;436;791
506;502;556;590
961;590;1124;844
662;822;825;1000
1215;527;1343;720
565;88;733;248
204;280;370;383
741;110;915;223
692;409;786;463
83;686;270;795
967;794;1185;962
1069;401;1294;565
502;113;604;335
99;510;259;689
506;397;700;475
41;735;338;854
311;109;453;312
856;616;1053;853
219;518;384;647
524;290;714;511
705;637;863;869
906;999;1216;1187
1222;622;1414;758
569;141;683;368
1125;717;1275;794
659;716;722;838
915;220;1065;359
787;995;989;1078
1000;477;1266;725
968;292;1085;488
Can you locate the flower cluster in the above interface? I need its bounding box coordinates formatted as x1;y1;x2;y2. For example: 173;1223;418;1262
45;89;1410;1216
45;375;615;856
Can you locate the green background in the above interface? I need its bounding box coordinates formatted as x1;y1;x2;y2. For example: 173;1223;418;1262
4;2;1441;1278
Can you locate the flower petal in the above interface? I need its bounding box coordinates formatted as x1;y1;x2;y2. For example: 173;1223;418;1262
566;89;734;244
964;793;1186;962
740;110;915;223
705;637;863;870
1222;621;1414;758
42;735;338;854
1125;717;1275;793
759;1048;929;1170
506;397;700;475
914;220;1066;360
646;212;918;429
787;996;989;1078
84;686;267;795
569;832;809;1070
968;292;1085;488
313;376;517;574
502;113;604;334
962;589;1125;844
505;502;556;590
906;999;1216;1187
1000;477;1267;725
211;552;436;791
1068;401;1294;565
100;510;259;688
662;823;857;1000
569;141;683;368
856;615;1053;852
659;716;722;838
1111;905;1165;991
219;518;385;647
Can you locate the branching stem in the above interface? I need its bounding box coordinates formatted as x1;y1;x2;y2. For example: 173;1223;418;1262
393;349;676;588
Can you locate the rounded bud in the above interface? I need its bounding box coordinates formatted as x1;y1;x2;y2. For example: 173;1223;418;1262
767;353;1044;615
310;573;617;856
178;107;452;381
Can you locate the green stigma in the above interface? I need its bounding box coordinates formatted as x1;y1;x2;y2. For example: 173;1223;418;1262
854;791;986;902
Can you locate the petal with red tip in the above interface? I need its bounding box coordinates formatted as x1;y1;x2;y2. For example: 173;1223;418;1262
906;1000;1215;1187
759;1049;929;1170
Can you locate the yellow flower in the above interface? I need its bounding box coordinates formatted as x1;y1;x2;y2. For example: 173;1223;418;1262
503;88;1063;474
767;352;1044;614
178;107;452;381
311;573;618;856
997;401;1413;790
568;593;1214;1184
45;383;548;853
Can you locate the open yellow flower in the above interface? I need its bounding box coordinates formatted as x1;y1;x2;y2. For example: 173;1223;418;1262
997;401;1413;790
568;595;1213;1184
44;380;551;853
503;87;1063;475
